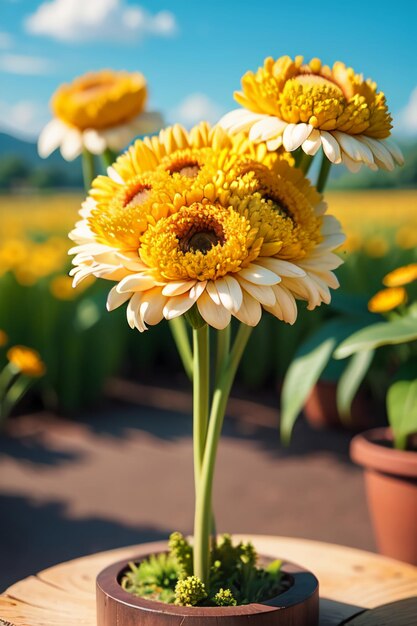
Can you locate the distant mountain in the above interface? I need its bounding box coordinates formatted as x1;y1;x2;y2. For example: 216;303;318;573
0;131;83;189
0;131;415;190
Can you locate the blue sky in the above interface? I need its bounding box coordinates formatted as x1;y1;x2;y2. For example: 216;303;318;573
1;0;416;140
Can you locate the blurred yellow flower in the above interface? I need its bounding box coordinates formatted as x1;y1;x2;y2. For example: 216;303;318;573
383;264;417;287
50;274;94;300
364;235;389;258
396;226;417;250
38;70;163;161
7;346;46;377
220;55;403;171
368;287;407;313
0;330;8;347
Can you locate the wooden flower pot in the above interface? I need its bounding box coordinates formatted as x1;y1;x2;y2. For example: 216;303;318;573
96;541;319;626
351;427;417;565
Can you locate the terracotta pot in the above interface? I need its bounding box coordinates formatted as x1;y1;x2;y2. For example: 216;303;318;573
96;541;319;625
350;428;417;565
304;380;372;431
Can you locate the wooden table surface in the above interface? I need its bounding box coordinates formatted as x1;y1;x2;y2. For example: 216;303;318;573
1;535;416;626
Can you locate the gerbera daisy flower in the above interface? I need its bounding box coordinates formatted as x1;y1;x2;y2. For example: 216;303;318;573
38;70;163;161
69;123;344;330
219;55;404;172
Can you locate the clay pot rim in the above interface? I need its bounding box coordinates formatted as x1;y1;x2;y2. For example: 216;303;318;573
96;546;319;617
350;427;417;478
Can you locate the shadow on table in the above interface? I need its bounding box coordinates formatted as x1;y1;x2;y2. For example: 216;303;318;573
0;493;169;592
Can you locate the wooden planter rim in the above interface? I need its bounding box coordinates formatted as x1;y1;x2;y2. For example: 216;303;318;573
96;544;319;618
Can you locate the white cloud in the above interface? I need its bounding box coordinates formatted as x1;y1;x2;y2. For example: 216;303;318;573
0;100;48;139
396;87;417;136
169;93;226;128
25;0;178;43
0;53;54;75
0;32;13;49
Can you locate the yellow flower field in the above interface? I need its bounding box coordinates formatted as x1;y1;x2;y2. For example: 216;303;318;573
0;189;416;285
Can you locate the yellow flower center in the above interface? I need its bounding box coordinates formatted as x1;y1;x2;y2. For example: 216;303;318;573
235;56;392;138
228;161;323;259
52;70;147;130
88;173;172;249
140;202;251;282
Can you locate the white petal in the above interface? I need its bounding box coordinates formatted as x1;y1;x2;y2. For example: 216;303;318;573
283;123;313;151
249;116;286;142
140;288;167;326
332;131;374;165
218;109;265;134
116;273;156;293
357;136;394;171
383;138;404;166
233;292;262;326
302;129;322;156
107;286;131;311
341;152;362;173
60;128;83;161
266;136;283;151
215;276;242;313
257;257;305;278
163;293;197;320
83;130;107;155
320;131;342;164
127;293;147;331
197;290;231;330
321;215;343;235
238;279;276;306
107;166;124;184
162;281;196;297
38;119;67;158
189;281;207;300
266;285;298;324
206;280;221;305
238;264;280;286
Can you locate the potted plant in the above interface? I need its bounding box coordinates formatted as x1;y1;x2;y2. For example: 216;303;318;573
54;55;401;623
335;265;417;564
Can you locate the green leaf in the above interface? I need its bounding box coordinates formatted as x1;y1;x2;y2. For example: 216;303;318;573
336;350;374;424
387;379;417;449
280;319;365;444
334;316;417;359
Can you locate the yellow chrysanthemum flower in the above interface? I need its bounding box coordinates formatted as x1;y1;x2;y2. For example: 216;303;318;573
383;264;417;287
219;55;403;172
7;346;46;377
38;70;163;161
69;123;344;330
368;287;407;313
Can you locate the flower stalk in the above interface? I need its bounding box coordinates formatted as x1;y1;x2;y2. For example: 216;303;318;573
192;322;253;586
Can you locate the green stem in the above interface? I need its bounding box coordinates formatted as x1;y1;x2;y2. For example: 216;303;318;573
102;148;117;171
192;324;210;492
193;323;253;586
0;375;33;431
215;326;231;385
297;152;314;175
82;148;95;191
169;318;193;381
316;154;332;192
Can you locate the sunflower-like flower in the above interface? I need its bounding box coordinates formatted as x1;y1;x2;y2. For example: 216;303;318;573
38;70;163;161
69;123;344;330
219;55;403;172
